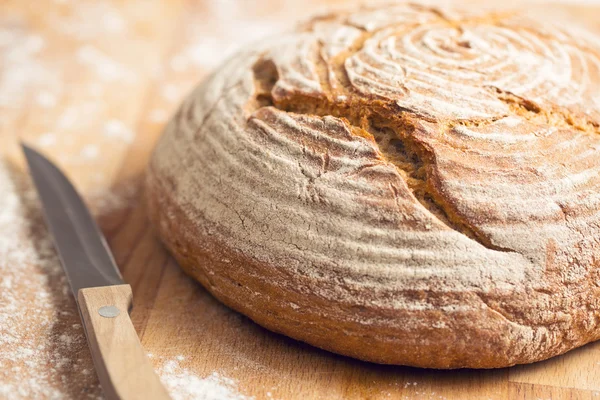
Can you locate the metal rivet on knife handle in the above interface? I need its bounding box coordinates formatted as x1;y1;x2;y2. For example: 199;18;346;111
99;305;120;318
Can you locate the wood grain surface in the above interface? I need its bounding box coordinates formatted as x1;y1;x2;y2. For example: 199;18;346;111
2;0;600;399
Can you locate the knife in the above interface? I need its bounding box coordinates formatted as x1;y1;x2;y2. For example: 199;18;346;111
22;144;171;400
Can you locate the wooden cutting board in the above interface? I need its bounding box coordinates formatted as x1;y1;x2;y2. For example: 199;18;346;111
3;1;600;399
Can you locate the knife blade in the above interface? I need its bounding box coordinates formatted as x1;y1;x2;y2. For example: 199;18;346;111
21;144;124;295
22;143;171;400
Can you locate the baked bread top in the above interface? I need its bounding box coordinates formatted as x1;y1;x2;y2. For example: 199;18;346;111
147;3;600;368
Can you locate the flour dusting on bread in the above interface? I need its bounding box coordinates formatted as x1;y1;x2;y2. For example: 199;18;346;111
147;3;600;368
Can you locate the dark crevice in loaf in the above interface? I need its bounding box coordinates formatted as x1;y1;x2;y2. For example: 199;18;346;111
249;61;516;253
251;57;278;109
492;87;542;113
487;87;600;134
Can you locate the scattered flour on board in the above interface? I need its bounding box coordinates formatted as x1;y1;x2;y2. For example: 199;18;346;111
167;0;317;71
0;158;250;399
37;132;58;148
157;357;252;400
0;3;140;149
79;144;100;160
0;22;60;111
49;1;127;40
76;45;136;83
0;158;102;399
103;119;134;143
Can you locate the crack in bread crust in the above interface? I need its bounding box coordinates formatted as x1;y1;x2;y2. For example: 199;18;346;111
249;4;600;256
250;57;529;253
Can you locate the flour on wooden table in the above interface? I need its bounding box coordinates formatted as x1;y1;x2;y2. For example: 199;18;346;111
0;159;102;399
48;1;127;40
157;356;252;400
102;119;134;143
167;0;326;72
0;158;250;399
0;23;58;111
0;1;142;166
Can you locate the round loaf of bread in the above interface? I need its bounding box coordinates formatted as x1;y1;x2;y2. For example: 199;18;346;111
146;3;600;368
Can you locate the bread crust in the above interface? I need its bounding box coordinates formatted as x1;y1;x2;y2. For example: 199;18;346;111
146;3;600;368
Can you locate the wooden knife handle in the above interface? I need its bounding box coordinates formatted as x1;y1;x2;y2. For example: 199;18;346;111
77;284;171;400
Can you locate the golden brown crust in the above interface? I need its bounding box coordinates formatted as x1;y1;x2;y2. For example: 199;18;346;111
146;172;517;368
146;3;600;368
